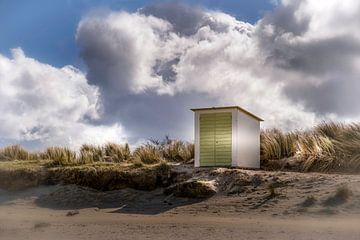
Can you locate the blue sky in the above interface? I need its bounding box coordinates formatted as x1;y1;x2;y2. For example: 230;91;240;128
0;0;275;68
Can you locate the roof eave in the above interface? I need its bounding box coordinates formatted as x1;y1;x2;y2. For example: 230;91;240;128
191;106;264;122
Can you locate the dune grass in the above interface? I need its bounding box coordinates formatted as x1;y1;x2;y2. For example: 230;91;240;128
0;137;192;191
1;122;359;173
0;137;194;167
0;145;39;161
149;136;194;163
261;122;360;173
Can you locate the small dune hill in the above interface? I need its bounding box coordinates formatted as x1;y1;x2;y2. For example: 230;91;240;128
165;166;360;216
2;164;359;217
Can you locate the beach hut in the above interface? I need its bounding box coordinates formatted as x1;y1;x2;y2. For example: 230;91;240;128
191;106;263;168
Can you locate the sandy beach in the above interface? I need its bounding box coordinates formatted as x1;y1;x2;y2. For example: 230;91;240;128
1;169;360;240
1;204;360;240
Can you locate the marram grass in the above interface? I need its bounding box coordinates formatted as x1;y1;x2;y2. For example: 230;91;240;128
261;122;360;173
1;123;359;173
0;137;194;167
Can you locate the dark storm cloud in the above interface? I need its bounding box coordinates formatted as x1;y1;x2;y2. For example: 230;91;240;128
77;19;137;95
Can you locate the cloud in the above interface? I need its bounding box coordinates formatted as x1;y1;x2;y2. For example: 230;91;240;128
256;0;360;116
0;48;126;149
77;1;360;140
76;2;318;137
3;0;360;148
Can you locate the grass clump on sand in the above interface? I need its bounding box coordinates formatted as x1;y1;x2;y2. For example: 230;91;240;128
261;122;360;173
260;129;298;160
133;143;163;164
78;143;131;164
267;183;279;198
45;147;77;166
323;185;353;206
103;143;131;162
150;136;194;163
133;136;194;165
0;145;39;161
47;143;132;166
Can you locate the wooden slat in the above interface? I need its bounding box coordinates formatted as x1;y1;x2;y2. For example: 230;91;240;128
199;112;233;167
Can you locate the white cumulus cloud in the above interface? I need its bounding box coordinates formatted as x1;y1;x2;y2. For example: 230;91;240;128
0;48;126;149
77;3;321;132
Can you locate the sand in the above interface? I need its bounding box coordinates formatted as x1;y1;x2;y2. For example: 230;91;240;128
1;169;360;239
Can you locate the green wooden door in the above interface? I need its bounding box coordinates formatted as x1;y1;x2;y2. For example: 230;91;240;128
199;113;232;166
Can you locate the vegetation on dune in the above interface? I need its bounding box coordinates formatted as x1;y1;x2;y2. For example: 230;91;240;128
1;122;360;176
260;129;298;160
261;122;360;173
0;137;194;167
0;160;49;190
45;147;77;166
323;185;353;206
150;136;194;163
133;143;164;164
0;160;173;191
0;136;193;191
0;145;39;161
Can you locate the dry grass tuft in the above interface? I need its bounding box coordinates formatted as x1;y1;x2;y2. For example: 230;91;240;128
103;143;131;162
296;133;336;172
0;138;191;168
151;136;194;163
261;122;360;173
0;145;38;161
45;147;77;166
260;129;298;160
79;144;103;163
78;143;131;164
323;185;353;206
133;136;194;165
301;195;317;207
133;143;163;164
1;122;358;173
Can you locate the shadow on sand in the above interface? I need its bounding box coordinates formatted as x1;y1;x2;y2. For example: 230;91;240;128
0;185;204;215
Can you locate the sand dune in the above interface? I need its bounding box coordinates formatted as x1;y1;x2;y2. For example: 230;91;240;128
1;169;360;239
